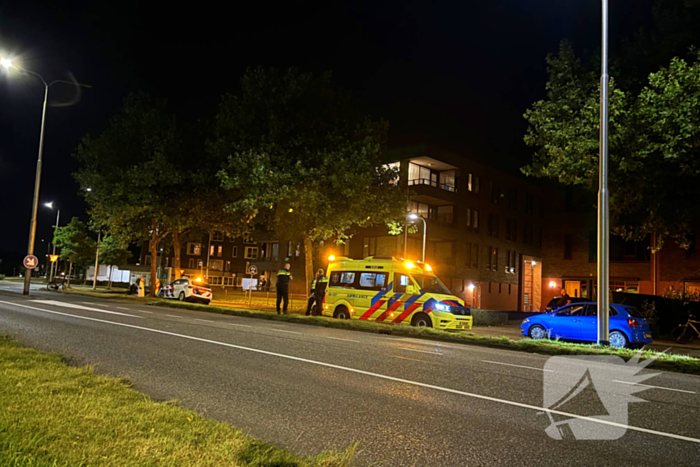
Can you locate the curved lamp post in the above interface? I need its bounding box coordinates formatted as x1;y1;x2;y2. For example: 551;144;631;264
1;58;91;295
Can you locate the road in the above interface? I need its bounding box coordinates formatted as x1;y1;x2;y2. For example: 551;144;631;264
0;283;699;466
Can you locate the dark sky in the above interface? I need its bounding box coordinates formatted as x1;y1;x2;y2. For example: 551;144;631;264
0;0;653;264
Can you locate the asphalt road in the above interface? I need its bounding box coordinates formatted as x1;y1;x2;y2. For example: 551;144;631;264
1;283;699;466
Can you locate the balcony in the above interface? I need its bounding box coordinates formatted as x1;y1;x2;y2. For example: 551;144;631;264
408;178;457;193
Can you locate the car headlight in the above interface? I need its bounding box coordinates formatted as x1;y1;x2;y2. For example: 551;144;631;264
522;318;530;324
435;304;451;312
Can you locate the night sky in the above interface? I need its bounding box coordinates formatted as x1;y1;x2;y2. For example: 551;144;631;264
0;0;655;269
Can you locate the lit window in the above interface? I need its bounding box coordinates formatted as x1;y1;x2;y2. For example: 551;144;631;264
244;247;258;259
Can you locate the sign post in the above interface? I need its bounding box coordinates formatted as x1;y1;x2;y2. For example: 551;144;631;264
248;264;258;306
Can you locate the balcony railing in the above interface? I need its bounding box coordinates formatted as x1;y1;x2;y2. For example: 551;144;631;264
408;178;457;193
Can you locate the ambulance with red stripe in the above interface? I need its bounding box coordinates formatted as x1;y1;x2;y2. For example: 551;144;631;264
323;257;472;330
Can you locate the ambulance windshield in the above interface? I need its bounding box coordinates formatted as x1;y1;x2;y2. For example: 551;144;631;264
411;274;450;295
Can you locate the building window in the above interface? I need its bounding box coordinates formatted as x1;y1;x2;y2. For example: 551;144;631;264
487;214;499;238
187;243;202;256
232;246;238;258
408;201;430;219
523;223;533;245
210;276;223;285
490;181;500;204
473;210;479;230
436;205;454;224
217;245;223;257
493;248;498;271
212;232;224;242
471;244;479;269
225;261;231;272
466;208;471;227
209;245;215;256
439;170;457;192
509;189;518;210
564;234;573;260
244;247;258;259
506;219;517;241
525;193;534;215
223;277;235;286
474;176;480;194
505;250;517;274
467;173;473;192
188;258;195;268
210;260;223;271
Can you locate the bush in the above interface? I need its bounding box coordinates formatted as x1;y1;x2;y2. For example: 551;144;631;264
471;309;506;326
0;274;5;280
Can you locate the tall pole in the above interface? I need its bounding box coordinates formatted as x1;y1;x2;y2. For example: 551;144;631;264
415;217;427;263
22;84;49;295
597;0;610;345
92;231;101;290
49;209;60;283
403;222;408;258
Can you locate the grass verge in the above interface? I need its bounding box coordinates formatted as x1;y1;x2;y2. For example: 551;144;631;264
153;301;700;375
0;336;354;467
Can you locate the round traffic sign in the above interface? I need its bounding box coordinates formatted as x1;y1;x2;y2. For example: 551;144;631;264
23;255;39;270
249;265;258;275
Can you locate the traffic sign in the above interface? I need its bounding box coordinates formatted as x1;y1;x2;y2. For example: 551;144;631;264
249;264;258;275
23;255;39;270
49;255;59;263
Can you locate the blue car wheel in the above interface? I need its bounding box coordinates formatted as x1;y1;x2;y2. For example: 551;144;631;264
609;330;628;348
528;324;547;340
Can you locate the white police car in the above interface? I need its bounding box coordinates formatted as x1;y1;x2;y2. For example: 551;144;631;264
159;276;212;305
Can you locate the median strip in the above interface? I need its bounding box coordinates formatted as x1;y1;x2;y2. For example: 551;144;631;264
0;336;355;467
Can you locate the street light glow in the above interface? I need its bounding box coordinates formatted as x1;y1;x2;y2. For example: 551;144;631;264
86;187;92;192
0;58;12;69
44;202;53;209
408;213;418;220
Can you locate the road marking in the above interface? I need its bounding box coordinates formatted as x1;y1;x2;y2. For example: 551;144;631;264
323;336;362;343
269;328;302;335
482;360;554;372
2;299;699;446
116;307;130;311
30;300;141;318
194;318;216;323
165;314;180;318
613;380;696;394
397;347;442;355
226;323;252;328
386;354;425;363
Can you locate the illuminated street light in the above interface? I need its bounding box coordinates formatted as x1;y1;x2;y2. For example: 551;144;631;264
44;202;60;283
408;213;427;263
1;57;91;295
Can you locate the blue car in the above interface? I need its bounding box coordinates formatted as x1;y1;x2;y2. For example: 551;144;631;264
520;303;653;348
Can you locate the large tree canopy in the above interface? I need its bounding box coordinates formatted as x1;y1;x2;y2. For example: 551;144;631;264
53;217;95;287
212;68;407;287
523;41;700;250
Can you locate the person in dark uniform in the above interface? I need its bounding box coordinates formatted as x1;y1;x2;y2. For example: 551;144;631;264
305;269;322;316
312;269;329;316
276;263;292;314
555;289;571;308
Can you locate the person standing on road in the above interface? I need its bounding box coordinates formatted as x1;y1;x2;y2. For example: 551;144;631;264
312;268;329;316
305;269;324;316
276;263;293;314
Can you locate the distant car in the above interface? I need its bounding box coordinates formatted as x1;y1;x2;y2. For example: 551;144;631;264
544;296;593;312
521;303;653;348
159;277;212;305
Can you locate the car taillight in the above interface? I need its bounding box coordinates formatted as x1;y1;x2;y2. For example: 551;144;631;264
627;318;639;328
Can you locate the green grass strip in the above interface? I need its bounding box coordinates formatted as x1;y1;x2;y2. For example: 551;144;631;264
0;337;355;467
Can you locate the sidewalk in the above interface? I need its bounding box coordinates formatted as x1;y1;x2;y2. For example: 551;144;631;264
470;323;700;358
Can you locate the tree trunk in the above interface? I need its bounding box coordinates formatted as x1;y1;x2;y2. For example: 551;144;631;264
150;230;159;297
304;236;314;294
67;259;73;288
108;265;113;289
172;231;182;277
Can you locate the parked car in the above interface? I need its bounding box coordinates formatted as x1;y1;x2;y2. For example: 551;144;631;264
544;296;593;312
159;276;212;305
521;303;653;348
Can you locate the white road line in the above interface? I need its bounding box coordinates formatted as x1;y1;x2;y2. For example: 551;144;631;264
116;307;130;311
30;300;142;318
482;360;554;372
225;323;252;328
138;310;153;314
397;347;442;355
194;318;216;323
2;299;699;446
613;380;696;394
269;328;302;335
166;314;180;318
323;336;362;343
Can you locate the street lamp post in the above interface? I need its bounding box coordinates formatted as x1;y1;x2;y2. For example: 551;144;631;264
44;202;60;283
597;0;610;345
0;59;91;295
408;214;427;263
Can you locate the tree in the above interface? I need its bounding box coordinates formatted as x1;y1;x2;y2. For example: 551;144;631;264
98;235;131;288
74;93;188;295
523;41;700;250
53;218;95;287
212;68;407;288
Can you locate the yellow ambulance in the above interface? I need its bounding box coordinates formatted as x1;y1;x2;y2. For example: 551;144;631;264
322;256;472;330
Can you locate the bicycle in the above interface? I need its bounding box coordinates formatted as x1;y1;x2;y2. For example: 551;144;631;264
672;314;700;344
46;279;67;292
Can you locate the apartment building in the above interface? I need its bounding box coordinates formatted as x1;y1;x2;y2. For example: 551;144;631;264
342;144;545;311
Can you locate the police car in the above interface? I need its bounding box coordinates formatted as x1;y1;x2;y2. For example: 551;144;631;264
159;276;213;305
